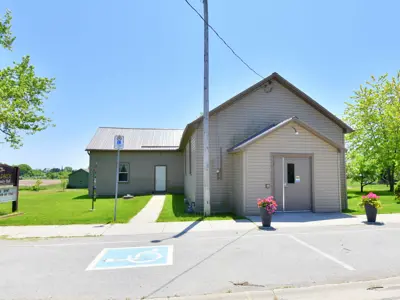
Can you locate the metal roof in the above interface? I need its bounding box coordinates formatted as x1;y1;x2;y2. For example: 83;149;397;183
86;127;184;151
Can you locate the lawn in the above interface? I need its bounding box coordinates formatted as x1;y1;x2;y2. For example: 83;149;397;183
345;180;400;215
157;194;243;222
0;188;151;225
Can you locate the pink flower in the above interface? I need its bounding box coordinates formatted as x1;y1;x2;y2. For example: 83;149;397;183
257;196;278;214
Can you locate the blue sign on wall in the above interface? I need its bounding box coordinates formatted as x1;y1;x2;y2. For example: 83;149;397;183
86;245;173;271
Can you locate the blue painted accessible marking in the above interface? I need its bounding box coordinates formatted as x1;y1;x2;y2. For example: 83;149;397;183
86;245;173;271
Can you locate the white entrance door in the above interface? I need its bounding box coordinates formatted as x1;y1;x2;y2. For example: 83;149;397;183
155;166;167;192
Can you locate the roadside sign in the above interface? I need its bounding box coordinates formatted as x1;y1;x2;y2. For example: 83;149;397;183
114;135;124;150
113;135;123;221
0;164;19;211
0;187;18;203
0;164;17;186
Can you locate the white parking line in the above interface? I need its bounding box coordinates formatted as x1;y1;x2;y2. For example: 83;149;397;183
288;235;356;271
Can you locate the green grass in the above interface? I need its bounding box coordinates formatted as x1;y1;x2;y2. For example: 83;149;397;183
0;189;152;226
345;180;400;215
157;194;243;222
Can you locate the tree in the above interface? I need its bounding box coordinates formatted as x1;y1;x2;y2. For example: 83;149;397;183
346;152;378;192
46;172;58;179
30;169;45;178
63;166;73;173
17;163;32;177
344;72;400;192
0;10;55;148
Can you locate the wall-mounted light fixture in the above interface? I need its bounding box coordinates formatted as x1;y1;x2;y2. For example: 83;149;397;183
264;80;273;93
291;126;299;135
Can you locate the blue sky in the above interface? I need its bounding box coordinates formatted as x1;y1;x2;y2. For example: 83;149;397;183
1;0;399;169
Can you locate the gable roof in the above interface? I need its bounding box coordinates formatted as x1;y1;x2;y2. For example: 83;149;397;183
227;116;345;153
86;127;183;151
69;168;89;176
179;72;353;149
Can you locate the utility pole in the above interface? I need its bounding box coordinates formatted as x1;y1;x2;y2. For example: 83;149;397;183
203;0;211;216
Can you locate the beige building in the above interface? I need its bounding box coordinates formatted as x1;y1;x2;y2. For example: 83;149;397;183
86;72;352;215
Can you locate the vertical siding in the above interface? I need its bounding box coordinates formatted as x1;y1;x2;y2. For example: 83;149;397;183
193;81;346;213
232;152;243;216
184;132;197;204
244;124;340;215
89;151;183;196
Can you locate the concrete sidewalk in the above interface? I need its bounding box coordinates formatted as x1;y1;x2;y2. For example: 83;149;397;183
247;212;393;227
151;276;400;300
129;194;166;223
1;213;400;239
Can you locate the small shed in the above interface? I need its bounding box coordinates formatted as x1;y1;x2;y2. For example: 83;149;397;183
68;168;89;188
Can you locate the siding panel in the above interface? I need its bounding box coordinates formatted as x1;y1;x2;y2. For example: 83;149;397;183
245;124;340;215
89;151;183;196
232;152;243;216
184;131;197;204
193;81;345;214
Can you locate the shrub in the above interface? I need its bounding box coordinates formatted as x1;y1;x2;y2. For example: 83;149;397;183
359;192;382;209
61;179;68;191
395;181;400;201
257;196;278;214
31;179;43;191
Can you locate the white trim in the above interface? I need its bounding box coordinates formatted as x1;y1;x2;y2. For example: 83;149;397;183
282;157;285;212
86;245;174;271
242;151;247;215
337;151;342;212
288;235;355;271
229;118;345;153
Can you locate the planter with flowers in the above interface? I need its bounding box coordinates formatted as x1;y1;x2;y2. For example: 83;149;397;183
359;192;382;223
257;196;278;227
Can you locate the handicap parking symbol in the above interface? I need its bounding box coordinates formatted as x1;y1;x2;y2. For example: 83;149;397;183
86;245;173;271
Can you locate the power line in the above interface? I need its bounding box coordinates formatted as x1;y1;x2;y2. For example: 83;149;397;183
184;0;264;79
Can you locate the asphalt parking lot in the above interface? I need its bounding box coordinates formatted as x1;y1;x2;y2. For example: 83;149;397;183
1;223;400;299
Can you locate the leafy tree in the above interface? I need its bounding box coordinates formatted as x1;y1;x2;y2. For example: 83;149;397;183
60;178;68;191
17;163;32;177
346;152;378;192
64;166;73;173
46;172;58;179
31;169;45;178
50;168;61;173
344;72;400;192
0;10;55;148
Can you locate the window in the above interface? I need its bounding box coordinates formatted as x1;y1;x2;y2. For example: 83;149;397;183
189;139;192;175
119;163;129;182
287;163;295;184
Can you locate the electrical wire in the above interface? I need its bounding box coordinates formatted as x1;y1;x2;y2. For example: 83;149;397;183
184;0;264;79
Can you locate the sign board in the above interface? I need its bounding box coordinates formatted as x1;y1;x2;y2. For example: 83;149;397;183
295;176;301;183
114;135;124;150
0;164;17;186
0;187;18;203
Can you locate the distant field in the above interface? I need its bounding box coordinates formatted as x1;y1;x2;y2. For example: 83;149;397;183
19;179;61;186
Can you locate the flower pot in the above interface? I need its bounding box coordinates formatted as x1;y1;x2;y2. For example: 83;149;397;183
259;207;272;227
365;203;377;223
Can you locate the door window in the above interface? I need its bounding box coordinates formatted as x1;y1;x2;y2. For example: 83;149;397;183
287;163;295;184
